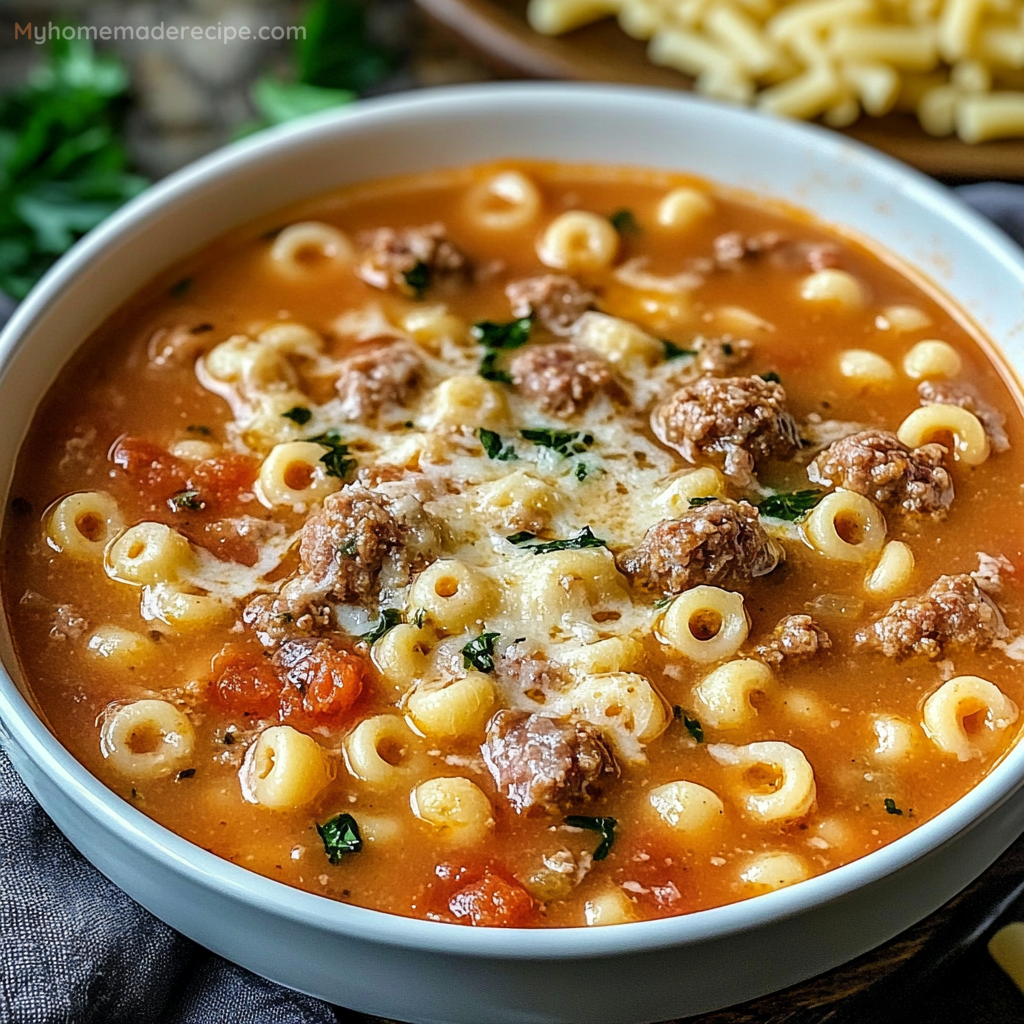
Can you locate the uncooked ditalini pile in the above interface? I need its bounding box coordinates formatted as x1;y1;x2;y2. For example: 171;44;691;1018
528;0;1024;142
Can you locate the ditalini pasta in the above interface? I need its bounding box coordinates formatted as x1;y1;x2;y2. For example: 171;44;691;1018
4;161;1024;928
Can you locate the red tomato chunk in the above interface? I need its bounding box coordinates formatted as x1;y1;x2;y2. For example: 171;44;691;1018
448;870;537;927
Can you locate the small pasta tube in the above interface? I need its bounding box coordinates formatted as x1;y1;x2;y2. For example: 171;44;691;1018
100;699;194;780
880;305;931;333
584;887;638;926
649;780;725;834
798;269;867;310
344;715;418;786
569;671;668;760
87;626;158;669
572;311;663;366
659;586;748;664
693;659;774;730
411;776;494;844
246;725;331;809
537;211;620;272
425;375;509;431
656;186;716;230
268;221;353;278
464;170;543;230
140;584;235;631
708;740;817;823
756;65;844;121
897;403;990;464
902;339;962;379
830;24;940;71
408;559;498;634
257;441;343;507
839;349;896;388
406;672;496;739
46;491;124;560
654;468;728;518
922;675;1019;761
803;490;886;563
957;93;1024;144
372;622;433;690
871;714;917;760
552;635;641;676
864;540;915;597
841;61;900;117
740;851;810;892
107;522;195;585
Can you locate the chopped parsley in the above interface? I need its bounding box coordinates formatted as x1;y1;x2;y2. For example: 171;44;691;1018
338;537;358;558
757;489;823;522
758;371;782;384
317;813;363;864
682;713;704;743
412;607;426;629
472;316;533;383
564;815;617;861
477;427;518;462
358;608;404;645
722;341;734;357
654;596;674;609
169;277;192;298
687;496;718;508
175;768;196;781
306;430;357;480
283;405;313;425
609;208;640;235
402;260;430;299
520;428;594;458
884;798;904;816
507;526;608;555
662;339;697;361
168;489;205;513
186;425;211;436
462;631;501;673
575;462;591;481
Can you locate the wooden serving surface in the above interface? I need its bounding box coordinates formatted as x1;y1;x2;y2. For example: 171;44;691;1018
413;0;1024;180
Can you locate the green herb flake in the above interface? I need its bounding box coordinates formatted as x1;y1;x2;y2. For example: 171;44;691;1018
168;489;205;513
758;371;782;384
317;812;363;864
564;815;617;861
688;496;718;508
472;317;534;351
507;526;608;555
169;277;192;298
462;632;501;673
520;428;595;460
479;350;513;384
662;339;697;361
359;608;404;645
722;342;734;357
757;489;823;522
402;260;431;300
609;208;640;235
412;608;426;629
654;596;674;609
283;406;313;426
575;462;590;481
683;714;704;744
884;798;904;816
306;430;357;480
175;768;196;781
478;427;518;462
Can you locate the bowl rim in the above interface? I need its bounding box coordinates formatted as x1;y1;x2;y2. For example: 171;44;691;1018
4;81;1024;960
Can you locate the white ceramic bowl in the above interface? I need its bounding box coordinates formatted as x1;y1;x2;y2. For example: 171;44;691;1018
3;84;1024;1024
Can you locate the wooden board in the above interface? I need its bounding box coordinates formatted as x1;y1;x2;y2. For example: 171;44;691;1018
413;0;1024;180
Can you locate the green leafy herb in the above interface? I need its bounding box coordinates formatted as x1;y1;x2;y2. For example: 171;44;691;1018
662;339;697;361
654;596;674;609
169;277;192;298
472;316;533;383
507;526;608;555
520;428;594;458
317;812;363;864
0;35;149;299
187;425;211;436
884;798;904;816
251;77;356;127
283;406;313;426
359;608;404;645
479;351;512;384
682;713;704;743
688;496;718;508
564;815;617;861
758;371;782;384
575;462;591;481
168;489;205;513
758;490;823;522
609;208;640;235
338;537;358;558
306;430;357;480
412;608;426;629
175;768;196;781
722;342;734;357
477;427;518;462
298;0;401;93
402;260;430;300
462;632;501;673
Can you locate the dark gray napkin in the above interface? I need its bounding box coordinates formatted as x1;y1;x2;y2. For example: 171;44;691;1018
1;180;1024;1024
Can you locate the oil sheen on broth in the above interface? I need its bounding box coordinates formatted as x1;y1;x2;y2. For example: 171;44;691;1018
4;162;1024;928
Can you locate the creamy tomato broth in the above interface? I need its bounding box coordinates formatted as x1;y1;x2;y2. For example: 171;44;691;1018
5;162;1024;928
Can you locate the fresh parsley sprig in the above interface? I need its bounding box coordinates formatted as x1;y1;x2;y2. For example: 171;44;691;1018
609;208;640;235
507;526;608;555
564;815;617;861
477;427;518;462
283;406;313;426
472;316;533;383
757;490;823;522
306;430;357;480
662;339;697;361
358;608;404;645
520;428;594;457
462;632;501;673
317;813;363;864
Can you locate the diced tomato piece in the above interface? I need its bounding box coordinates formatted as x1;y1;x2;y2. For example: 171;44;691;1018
110;436;188;500
448;869;536;927
212;652;282;719
189;454;260;510
283;644;367;722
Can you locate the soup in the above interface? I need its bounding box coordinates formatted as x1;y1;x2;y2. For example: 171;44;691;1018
3;162;1023;928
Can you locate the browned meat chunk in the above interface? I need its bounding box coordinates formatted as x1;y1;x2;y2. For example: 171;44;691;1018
357;223;469;296
918;380;1011;453
712;231;840;272
334;340;424;422
808;430;952;515
242;593;331;647
510;342;612;418
298;485;405;603
496;648;569;700
652;375;800;482
757;614;831;667
693;336;753;375
481;710;617;814
857;573;1008;659
617;499;784;594
505;274;596;336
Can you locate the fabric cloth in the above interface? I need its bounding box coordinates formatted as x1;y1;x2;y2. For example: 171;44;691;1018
2;180;1024;1024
